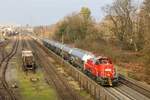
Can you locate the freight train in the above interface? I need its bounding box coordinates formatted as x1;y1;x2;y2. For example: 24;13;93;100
41;39;118;86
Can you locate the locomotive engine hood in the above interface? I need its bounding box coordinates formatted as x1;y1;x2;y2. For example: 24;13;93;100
100;64;115;78
93;57;115;78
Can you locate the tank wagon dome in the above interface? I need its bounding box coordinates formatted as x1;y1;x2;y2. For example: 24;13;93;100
0;40;4;43
45;39;57;46
43;39;50;44
62;45;73;53
82;54;95;62
54;42;64;49
71;48;95;62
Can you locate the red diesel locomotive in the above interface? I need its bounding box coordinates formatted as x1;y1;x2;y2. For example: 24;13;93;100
84;56;118;86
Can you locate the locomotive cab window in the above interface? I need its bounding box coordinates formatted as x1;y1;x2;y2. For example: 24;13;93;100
95;58;111;65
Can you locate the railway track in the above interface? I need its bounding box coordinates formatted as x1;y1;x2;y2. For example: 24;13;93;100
30;35;150;100
23;36;85;100
118;75;150;99
0;40;10;63
0;36;19;100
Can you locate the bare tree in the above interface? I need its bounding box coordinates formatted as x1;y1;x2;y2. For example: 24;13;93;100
104;0;141;51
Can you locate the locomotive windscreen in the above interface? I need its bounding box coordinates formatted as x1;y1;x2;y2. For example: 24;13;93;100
95;58;111;65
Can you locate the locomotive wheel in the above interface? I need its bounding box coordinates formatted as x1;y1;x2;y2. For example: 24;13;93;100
112;82;118;87
33;69;36;73
100;80;105;86
83;70;88;74
93;76;97;81
22;65;26;71
95;76;99;82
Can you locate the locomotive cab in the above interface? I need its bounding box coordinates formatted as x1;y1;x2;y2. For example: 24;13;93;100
95;57;112;65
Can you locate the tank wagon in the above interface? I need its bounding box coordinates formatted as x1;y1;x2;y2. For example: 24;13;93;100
0;39;5;45
42;39;118;86
22;50;36;72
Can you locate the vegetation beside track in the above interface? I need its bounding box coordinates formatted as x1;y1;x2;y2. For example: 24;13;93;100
53;62;93;100
10;36;58;100
16;57;58;100
18;71;58;100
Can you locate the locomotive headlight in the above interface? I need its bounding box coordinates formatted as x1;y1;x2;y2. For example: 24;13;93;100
105;69;111;72
107;73;110;76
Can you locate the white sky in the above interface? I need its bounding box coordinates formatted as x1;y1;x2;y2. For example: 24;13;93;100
0;0;143;26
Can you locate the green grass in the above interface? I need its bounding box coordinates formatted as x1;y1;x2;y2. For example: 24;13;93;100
79;90;92;100
16;60;58;100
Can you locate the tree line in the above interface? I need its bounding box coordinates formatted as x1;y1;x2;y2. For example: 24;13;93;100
51;0;150;52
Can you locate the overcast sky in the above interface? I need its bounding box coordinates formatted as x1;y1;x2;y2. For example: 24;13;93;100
0;0;142;26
